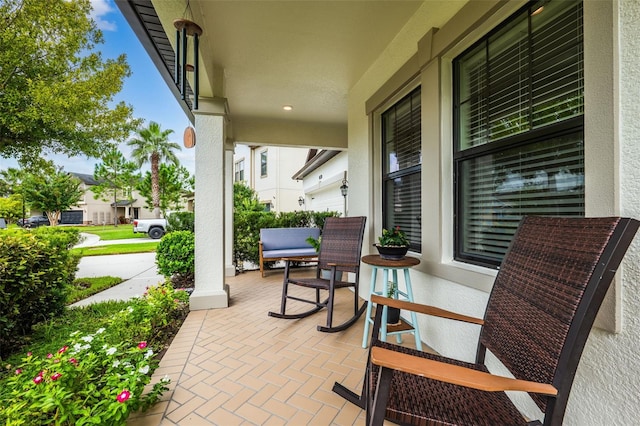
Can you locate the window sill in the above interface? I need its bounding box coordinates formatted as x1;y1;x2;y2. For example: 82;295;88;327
417;258;497;294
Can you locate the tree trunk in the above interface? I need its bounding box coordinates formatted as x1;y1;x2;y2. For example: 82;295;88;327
151;152;161;218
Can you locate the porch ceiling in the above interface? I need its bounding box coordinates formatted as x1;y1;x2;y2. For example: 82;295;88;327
119;1;431;147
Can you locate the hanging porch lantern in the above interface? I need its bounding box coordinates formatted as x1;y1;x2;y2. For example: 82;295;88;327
173;18;202;110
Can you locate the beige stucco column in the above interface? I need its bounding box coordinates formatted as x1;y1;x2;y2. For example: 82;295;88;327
190;97;230;310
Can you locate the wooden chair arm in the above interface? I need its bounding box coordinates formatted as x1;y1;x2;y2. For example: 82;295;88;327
371;294;484;326
371;346;558;396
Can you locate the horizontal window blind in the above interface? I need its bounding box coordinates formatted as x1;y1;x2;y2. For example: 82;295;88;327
382;87;421;251
460;132;584;263
454;0;584;267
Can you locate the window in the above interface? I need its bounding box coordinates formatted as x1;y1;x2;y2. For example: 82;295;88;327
235;159;245;182
454;0;584;267
260;151;268;177
382;87;421;252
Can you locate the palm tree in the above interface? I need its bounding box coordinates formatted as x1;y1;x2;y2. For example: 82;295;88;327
127;121;181;218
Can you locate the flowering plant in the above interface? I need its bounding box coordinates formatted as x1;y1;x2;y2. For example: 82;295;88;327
377;226;409;247
0;329;168;425
0;282;189;426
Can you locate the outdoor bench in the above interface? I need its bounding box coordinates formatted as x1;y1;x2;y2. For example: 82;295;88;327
259;227;320;277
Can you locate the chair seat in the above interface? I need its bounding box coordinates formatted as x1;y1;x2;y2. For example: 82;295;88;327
371;341;529;426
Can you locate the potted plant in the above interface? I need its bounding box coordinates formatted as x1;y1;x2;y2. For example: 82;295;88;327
374;226;409;260
386;284;401;325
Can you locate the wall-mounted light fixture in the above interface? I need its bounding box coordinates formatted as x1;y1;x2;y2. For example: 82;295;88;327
340;179;349;197
340;171;348;216
298;196;305;207
173;5;202;110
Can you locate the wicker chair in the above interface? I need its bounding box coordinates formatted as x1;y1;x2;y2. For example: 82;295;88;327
268;216;367;332
333;216;639;425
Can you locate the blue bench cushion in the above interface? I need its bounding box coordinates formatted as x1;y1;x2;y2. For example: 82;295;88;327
260;227;320;251
262;248;317;259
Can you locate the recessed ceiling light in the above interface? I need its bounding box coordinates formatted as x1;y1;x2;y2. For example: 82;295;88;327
283;105;293;111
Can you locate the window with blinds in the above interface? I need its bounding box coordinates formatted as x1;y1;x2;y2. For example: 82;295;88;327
454;0;584;267
382;87;421;252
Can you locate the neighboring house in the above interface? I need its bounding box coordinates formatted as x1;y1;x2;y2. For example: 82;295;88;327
120;1;640;424
70;172;156;225
233;144;306;214
292;150;347;216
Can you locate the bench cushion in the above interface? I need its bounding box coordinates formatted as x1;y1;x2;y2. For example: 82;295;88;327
262;248;317;259
260;227;320;251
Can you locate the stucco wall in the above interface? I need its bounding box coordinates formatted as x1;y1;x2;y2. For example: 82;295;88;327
348;0;640;424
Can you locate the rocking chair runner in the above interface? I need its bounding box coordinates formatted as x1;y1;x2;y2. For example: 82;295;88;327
268;216;367;332
334;216;639;425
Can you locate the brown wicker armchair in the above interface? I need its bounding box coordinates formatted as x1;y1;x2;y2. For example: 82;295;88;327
268;216;367;332
334;216;639;425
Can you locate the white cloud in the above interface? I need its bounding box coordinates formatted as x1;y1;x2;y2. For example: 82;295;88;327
90;0;117;31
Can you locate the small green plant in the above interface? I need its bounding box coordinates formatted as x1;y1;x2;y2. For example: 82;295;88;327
378;226;409;247
306;235;321;251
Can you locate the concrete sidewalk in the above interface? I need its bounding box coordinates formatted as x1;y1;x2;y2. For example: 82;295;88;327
71;235;165;307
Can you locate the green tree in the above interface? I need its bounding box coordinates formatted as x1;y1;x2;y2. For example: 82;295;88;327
92;149;140;226
137;163;193;217
0;194;23;223
0;167;29;221
127;121;181;218
0;0;140;165
23;166;83;226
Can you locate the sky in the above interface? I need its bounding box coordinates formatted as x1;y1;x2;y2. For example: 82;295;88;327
0;0;194;175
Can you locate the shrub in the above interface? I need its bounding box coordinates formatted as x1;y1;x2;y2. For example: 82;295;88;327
0;228;81;358
155;231;195;288
166;211;194;232
0;283;189;426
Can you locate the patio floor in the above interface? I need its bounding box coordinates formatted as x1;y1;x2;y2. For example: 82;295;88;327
128;268;418;425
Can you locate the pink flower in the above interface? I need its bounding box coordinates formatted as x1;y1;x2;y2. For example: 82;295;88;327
33;375;43;384
26;352;32;357
46;353;53;359
15;369;22;375
69;358;78;365
138;341;147;350
116;390;131;403
51;372;62;381
58;346;69;354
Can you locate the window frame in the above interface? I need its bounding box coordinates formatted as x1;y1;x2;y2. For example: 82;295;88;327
381;86;422;253
234;158;245;182
453;0;585;268
260;150;268;178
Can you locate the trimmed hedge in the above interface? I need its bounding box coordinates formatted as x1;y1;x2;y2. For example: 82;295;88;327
0;227;80;358
166;211;194;232
155;231;195;288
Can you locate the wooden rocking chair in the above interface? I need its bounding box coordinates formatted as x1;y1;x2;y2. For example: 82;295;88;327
334;216;639;425
268;216;367;332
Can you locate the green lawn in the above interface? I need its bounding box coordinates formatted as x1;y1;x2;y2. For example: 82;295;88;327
70;224;145;240
71;241;160;256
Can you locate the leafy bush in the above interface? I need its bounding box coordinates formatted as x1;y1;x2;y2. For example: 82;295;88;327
0;283;189;426
166;211;194;232
155;231;195;288
0;228;81;358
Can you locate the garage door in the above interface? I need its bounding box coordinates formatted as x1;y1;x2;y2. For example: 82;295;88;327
61;210;83;225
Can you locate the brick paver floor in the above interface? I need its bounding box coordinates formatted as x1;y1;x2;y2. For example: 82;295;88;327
128;267;416;425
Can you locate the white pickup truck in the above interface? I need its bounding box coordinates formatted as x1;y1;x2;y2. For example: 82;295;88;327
132;218;167;239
